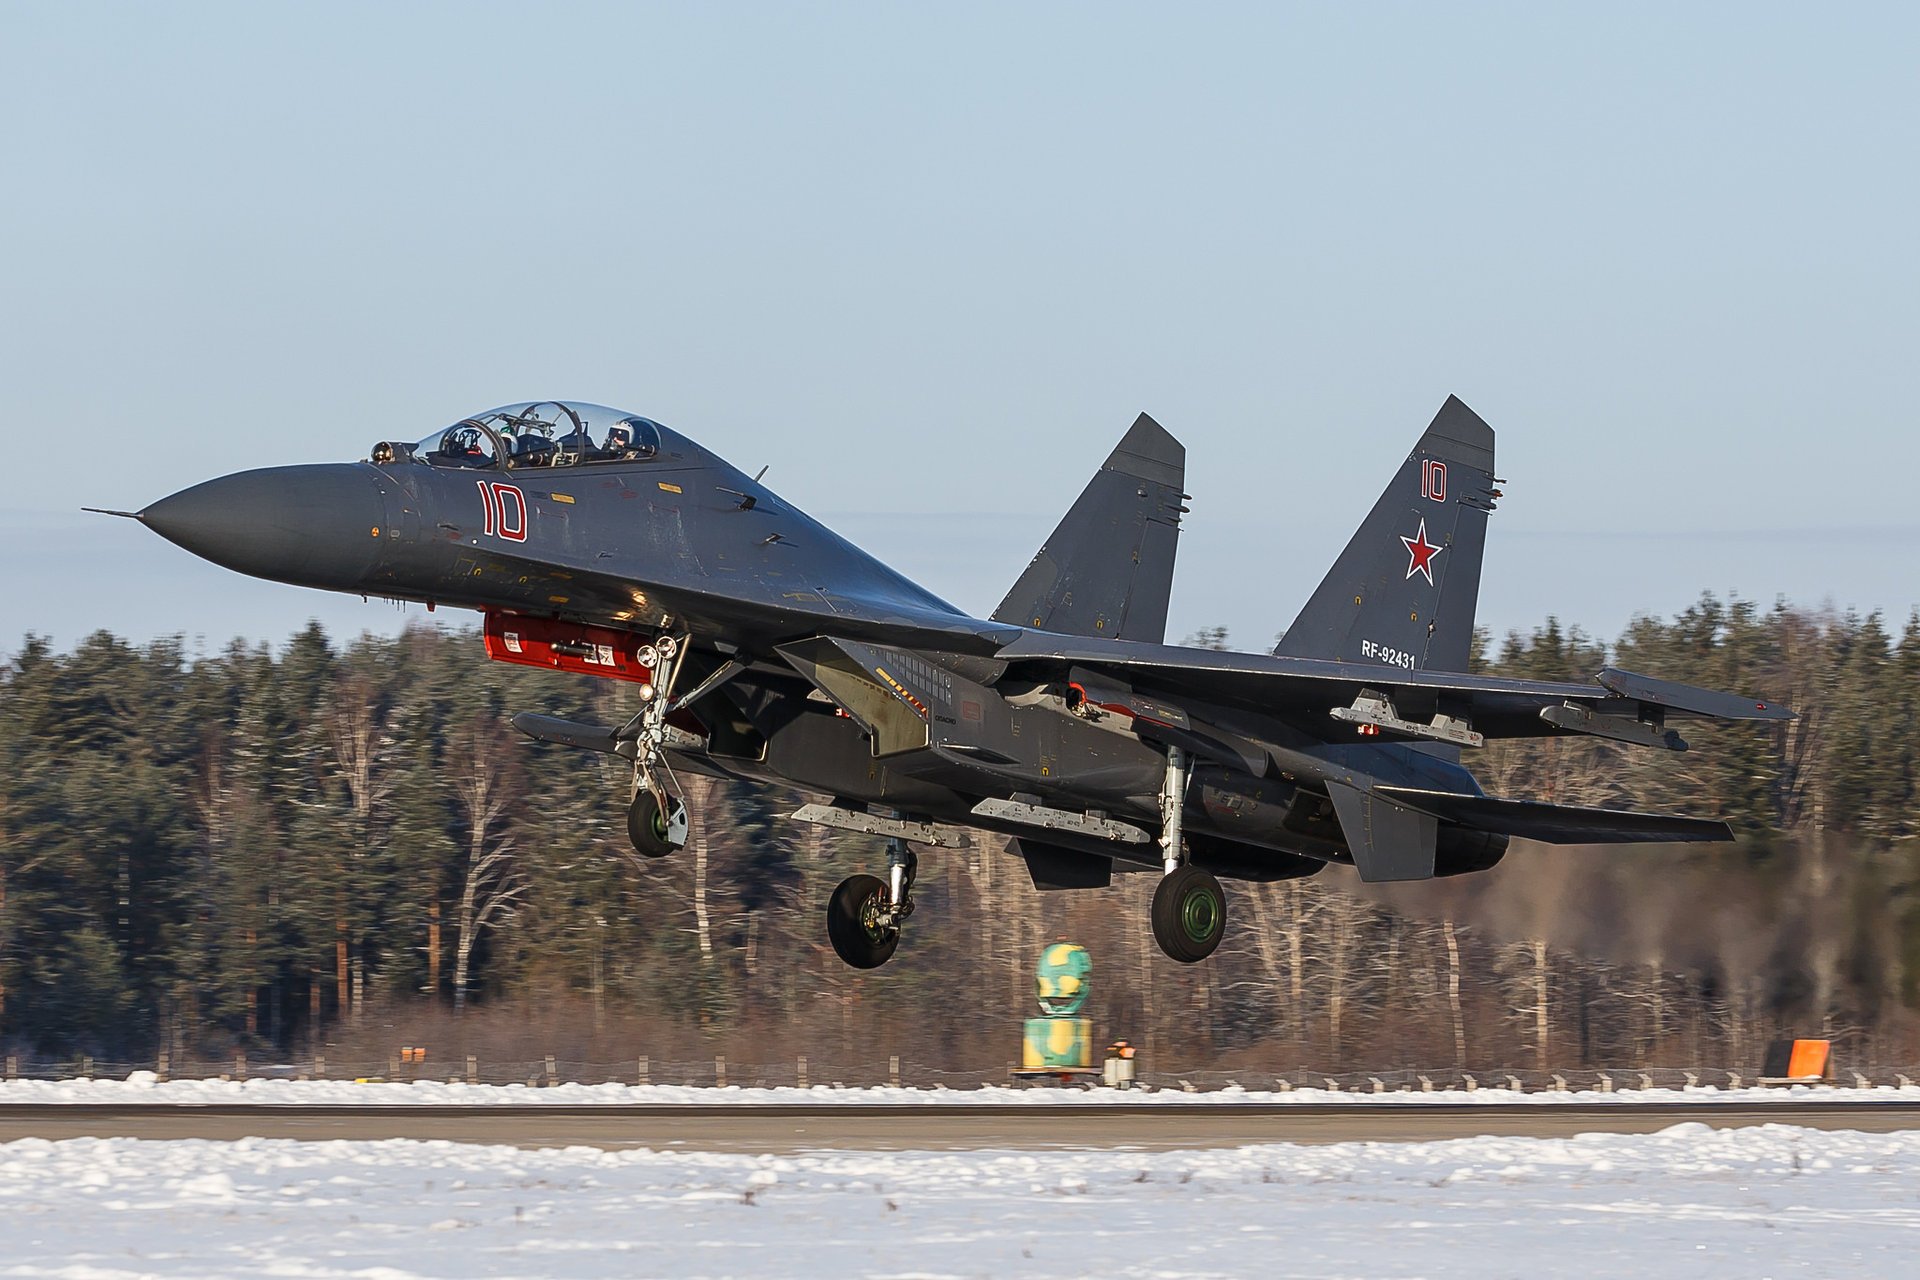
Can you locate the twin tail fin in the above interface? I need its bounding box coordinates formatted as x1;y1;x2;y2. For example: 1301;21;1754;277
993;413;1186;643
1275;395;1499;674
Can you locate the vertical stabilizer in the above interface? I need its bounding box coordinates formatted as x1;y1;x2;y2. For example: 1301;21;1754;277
993;413;1186;642
1275;396;1498;673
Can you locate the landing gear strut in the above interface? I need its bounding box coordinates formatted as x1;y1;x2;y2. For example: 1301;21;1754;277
828;837;917;969
1150;745;1225;963
623;631;692;859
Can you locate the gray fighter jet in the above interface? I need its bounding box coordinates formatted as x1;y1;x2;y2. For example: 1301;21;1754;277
105;397;1789;967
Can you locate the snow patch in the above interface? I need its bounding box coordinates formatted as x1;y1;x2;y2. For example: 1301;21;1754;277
0;1127;1913;1276
2;1073;1917;1108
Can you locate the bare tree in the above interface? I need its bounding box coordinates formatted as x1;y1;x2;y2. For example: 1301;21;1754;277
1442;916;1467;1068
447;715;525;1013
686;774;718;961
326;673;394;835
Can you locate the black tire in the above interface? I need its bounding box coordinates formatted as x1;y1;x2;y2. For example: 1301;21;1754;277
626;790;682;858
1151;864;1227;963
827;873;900;969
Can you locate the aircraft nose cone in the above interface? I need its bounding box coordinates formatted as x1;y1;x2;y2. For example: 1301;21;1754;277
142;464;389;590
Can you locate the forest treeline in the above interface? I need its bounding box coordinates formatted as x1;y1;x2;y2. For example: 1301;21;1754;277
4;596;1920;1075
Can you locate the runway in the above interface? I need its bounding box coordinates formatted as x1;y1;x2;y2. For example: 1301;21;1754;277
2;1099;1916;1151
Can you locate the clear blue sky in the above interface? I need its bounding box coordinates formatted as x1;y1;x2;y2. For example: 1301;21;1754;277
4;3;1915;658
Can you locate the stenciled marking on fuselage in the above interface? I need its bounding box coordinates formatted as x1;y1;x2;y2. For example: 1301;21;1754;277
1360;639;1417;669
476;481;529;543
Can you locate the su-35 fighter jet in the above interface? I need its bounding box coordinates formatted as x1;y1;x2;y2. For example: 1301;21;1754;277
106;396;1789;968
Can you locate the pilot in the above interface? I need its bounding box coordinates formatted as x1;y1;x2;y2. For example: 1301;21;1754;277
604;425;633;457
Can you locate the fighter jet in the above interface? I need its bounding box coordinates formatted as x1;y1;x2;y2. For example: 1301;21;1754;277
106;396;1790;968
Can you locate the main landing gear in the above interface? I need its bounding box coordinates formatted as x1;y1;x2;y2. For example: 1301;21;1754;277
813;743;1227;968
1152;864;1226;963
623;632;691;859
1151;745;1226;963
827;837;917;969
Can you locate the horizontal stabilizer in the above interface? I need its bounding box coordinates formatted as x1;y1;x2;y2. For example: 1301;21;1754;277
1375;786;1733;843
1327;781;1437;882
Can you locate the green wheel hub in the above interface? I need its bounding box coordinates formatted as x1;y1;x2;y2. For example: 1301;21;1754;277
626;790;685;859
1150;864;1227;963
1180;888;1221;943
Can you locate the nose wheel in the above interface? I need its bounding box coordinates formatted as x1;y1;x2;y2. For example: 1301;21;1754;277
827;874;900;969
627;788;689;859
827;837;916;969
621;631;693;859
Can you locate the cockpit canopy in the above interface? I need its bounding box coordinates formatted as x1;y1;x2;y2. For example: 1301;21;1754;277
371;402;669;470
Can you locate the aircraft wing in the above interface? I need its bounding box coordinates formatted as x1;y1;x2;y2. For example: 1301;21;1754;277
991;632;1789;750
438;541;1022;655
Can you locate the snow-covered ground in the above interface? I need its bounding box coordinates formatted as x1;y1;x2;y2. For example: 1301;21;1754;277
2;1071;1918;1107
1;1124;1916;1277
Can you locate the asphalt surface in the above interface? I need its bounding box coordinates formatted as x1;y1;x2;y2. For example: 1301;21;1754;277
0;1101;1916;1151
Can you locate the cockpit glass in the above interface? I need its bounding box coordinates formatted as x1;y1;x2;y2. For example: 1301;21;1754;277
412;402;666;470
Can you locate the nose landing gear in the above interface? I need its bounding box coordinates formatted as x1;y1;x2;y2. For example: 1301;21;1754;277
827;837;917;969
622;632;692;859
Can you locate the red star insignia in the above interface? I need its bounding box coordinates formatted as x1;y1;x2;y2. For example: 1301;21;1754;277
1401;518;1444;584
